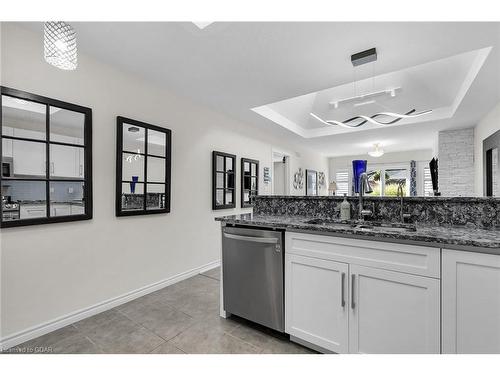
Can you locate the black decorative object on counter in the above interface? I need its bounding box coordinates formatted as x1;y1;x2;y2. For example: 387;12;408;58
116;116;171;216
429;158;440;196
212;151;236;210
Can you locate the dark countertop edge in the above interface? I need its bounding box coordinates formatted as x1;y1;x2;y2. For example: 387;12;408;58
215;217;500;256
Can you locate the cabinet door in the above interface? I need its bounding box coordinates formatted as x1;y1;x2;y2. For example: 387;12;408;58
349;265;440;353
50;145;78;178
442;249;500;353
285;254;349;353
20;205;47;219
70;204;85;215
2;138;13;157
51;204;71;217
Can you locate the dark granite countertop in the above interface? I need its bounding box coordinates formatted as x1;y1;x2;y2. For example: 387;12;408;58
215;213;500;254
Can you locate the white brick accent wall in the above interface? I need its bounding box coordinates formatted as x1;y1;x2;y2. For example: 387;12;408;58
438;128;475;196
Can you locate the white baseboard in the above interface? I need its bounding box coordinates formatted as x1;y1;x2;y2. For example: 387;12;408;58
0;259;220;351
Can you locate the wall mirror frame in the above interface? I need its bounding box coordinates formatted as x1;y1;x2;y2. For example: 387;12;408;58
0;86;93;228
116;116;171;216
484;129;500;197
306;169;318;196
241;157;259;208
212;151;236;210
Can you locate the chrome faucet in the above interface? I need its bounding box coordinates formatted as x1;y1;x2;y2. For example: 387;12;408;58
397;183;411;223
358;172;373;221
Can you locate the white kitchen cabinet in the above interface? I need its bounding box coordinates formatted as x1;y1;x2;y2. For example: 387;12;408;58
349;264;440;354
285;254;349;353
70;204;85;215
442;249;500;354
2;138;13;157
285;231;441;354
50;145;84;178
12;140;46;177
20;204;47;219
51;204;71;217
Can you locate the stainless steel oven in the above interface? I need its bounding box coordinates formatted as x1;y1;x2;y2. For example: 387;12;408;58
222;225;285;332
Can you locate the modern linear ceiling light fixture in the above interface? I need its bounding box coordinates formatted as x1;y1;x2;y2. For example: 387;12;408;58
44;21;77;70
368;143;385;158
311;48;432;129
310;109;432;129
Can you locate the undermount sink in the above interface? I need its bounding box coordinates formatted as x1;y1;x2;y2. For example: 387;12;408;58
302;218;417;232
303;218;356;227
356;224;417;233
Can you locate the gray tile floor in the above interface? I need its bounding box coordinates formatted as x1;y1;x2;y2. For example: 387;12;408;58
6;267;316;354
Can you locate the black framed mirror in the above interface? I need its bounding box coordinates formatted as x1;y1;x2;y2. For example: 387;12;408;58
116;116;171;216
306;169;318;196
212;151;236;210
1;86;93;228
484;129;500;197
241;158;259;207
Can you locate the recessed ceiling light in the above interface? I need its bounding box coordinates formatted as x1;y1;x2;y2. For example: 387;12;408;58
368;143;384;158
192;22;214;29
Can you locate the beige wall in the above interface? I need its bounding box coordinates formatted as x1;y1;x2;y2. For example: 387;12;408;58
474;102;500;196
0;23;328;340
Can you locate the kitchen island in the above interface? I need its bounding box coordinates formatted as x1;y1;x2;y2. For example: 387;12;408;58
216;196;500;354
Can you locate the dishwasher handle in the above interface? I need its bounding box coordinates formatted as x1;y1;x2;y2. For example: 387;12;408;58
223;232;279;244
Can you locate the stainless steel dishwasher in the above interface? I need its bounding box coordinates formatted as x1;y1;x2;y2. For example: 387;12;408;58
222;225;285;332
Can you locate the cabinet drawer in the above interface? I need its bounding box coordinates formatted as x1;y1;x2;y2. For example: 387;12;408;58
286;231;440;278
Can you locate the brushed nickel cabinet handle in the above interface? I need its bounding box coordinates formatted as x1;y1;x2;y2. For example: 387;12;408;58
351;274;356;310
341;272;346;307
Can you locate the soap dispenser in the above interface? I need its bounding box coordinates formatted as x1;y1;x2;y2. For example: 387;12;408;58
340;194;351;220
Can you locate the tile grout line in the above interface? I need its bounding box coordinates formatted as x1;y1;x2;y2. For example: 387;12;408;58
223;332;264;354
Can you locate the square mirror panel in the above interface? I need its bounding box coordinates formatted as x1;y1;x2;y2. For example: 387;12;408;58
50;107;85;145
241;157;259;207
212;151;236;210
1;87;92;227
116;116;171;216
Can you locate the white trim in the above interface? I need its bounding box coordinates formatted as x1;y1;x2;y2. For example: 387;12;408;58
0;259;220;351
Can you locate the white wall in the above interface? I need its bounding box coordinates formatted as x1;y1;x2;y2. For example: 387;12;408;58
474;102;500;196
0;24;328;340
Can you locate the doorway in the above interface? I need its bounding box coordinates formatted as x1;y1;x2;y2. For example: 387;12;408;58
272;150;290;195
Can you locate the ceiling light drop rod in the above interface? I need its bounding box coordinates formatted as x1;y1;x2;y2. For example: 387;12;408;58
310;109;432;129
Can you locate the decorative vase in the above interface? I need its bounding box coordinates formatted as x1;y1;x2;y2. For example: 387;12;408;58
352;160;367;194
130;176;139;194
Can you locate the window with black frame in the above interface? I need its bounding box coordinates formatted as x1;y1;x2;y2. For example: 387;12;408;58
241;158;259;207
116;117;171;216
212;151;236;210
0;87;92;228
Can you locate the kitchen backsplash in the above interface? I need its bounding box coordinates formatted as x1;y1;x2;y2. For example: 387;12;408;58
2;180;84;202
253;196;500;229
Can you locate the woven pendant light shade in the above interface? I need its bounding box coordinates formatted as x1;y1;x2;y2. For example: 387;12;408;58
44;22;77;70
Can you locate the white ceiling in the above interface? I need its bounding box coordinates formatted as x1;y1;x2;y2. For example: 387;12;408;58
19;22;500;156
253;47;491;138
